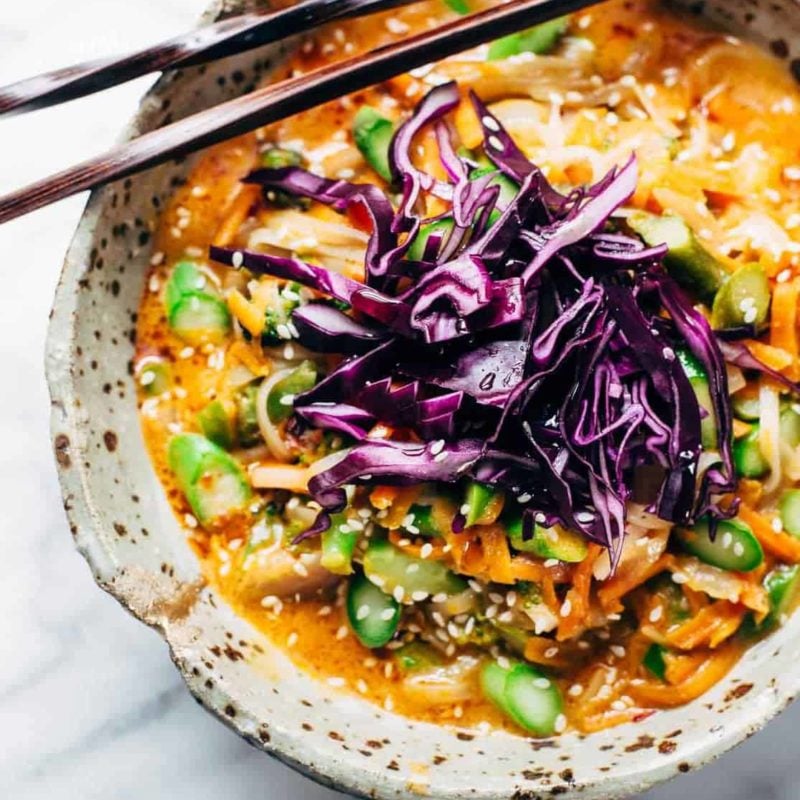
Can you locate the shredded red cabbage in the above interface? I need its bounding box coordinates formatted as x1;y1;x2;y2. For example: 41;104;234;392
210;81;767;561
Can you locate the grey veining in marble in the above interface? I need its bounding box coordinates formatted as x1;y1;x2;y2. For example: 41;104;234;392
1;1;799;798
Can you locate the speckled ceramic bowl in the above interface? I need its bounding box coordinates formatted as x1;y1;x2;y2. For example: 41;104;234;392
45;2;800;797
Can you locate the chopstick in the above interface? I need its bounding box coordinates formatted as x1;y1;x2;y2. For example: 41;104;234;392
0;0;418;116
0;0;595;225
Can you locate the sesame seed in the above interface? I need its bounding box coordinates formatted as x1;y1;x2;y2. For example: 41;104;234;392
610;645;626;658
517;492;532;503
506;591;517;607
560;599;572;618
150;251;165;266
533;677;551;689
292;561;309;577
489;592;505;604
485;604;498;620
184;513;198;529
380;608;396;621
356;604;371;621
318;605;332;616
554;714;567;733
385;17;410;34
468;580;483;593
231;251;244;268
279;394;296;406
434;451;447;462
384;696;394;711
393;586;405;603
772;517;784;533
287;632;299;647
721;532;733;549
430;439;445;455
411;590;429;602
649;606;663;623
672;572;688;584
420;543;433;559
328;677;346;688
733;542;745;557
611;699;627;712
543;558;559;568
356;679;369;694
487;135;504;151
406;563;420;574
544;646;559;659
453;705;464;719
568;683;584;697
497;655;511;669
336;625;349;640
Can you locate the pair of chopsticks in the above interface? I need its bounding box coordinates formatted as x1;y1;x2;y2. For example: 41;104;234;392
0;0;595;225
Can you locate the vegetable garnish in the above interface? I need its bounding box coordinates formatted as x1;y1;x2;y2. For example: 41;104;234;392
210;81;788;564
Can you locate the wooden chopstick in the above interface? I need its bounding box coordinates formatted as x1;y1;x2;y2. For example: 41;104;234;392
0;0;418;116
0;0;595;225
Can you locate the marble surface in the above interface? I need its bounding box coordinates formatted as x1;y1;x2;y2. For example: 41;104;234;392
1;2;800;798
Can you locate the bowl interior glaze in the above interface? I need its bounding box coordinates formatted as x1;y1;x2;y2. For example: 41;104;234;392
46;2;800;798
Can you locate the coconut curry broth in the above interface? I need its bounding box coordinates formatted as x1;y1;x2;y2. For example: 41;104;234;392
136;0;800;734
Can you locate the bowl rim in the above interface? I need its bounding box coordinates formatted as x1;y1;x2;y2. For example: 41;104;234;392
43;2;800;798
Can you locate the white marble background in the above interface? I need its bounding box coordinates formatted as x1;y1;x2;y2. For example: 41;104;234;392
1;1;799;798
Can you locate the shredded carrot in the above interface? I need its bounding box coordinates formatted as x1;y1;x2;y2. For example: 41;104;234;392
388;530;447;560
665;601;744;650
479;525;516;584
629;643;741;707
212;184;260;247
744;340;794;374
371;486;421;528
597;554;673;613
227;289;265;337
557;544;602;641
523;637;573;670
454;98;483;150
770;278;800;379
739;503;800;563
576;708;647;733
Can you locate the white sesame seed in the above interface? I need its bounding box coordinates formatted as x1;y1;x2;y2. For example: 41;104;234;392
356;604;371;621
453;705;464;719
772;517;784;533
733;542;745;557
485;604;498;620
721;531;733;549
610;645;626;658
411;590;429;602
554;714;567;733
318;605;332;616
568;683;584;697
392;586;405;603
487;135;504;151
544;646;559;659
287;632;299;647
611;699;627;712
384;696;395;711
489;592;505;604
517;492;532;503
231;251;244;268
560;599;572;617
328;676;346;688
649;605;663;623
434;451;447;462
672;572;688;584
544;558;559;568
420;543;433;559
468;580;483;594
336;625;349;640
385;17;409;34
533;677;551;689
430;439;445;455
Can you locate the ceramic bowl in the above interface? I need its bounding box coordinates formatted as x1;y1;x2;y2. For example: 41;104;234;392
45;2;800;797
